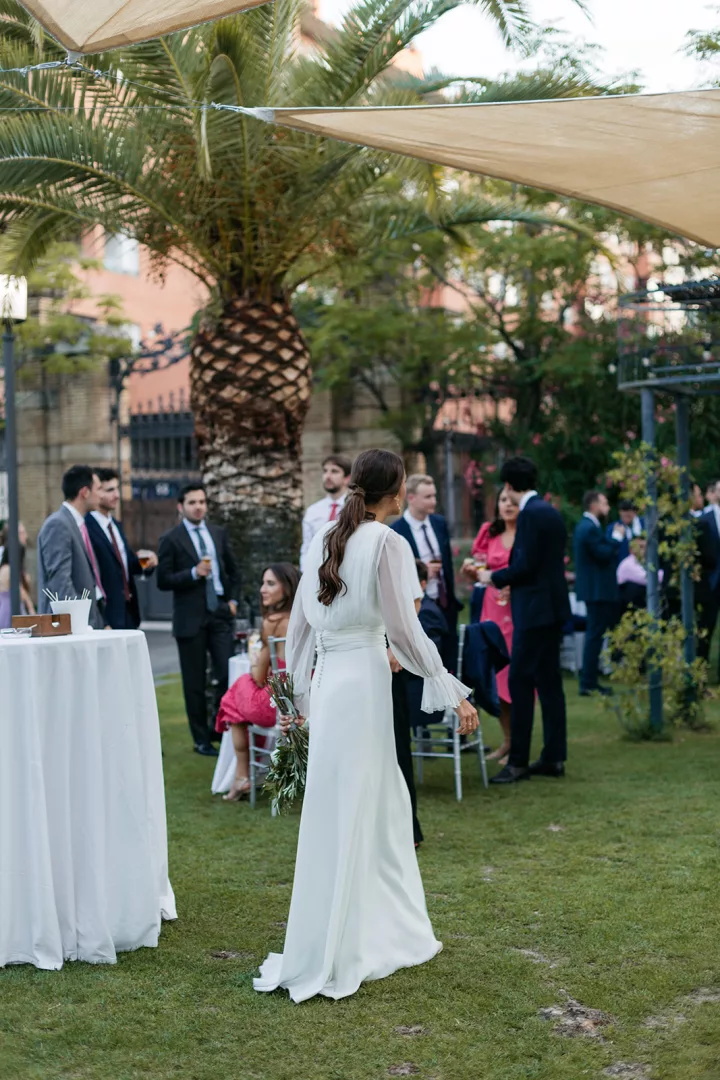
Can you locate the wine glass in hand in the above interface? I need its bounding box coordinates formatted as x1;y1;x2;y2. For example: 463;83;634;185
137;550;156;580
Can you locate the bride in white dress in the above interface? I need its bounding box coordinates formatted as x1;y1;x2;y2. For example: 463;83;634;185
254;449;478;1003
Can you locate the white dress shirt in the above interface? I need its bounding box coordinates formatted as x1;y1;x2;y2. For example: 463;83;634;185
91;511;129;576
403;509;442;600
519;490;538;512
300;493;347;571
583;511;601;529
63;500;86;530
183;518;223;595
63;501;104;601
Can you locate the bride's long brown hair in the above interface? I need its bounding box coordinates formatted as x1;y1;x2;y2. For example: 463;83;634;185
317;448;405;606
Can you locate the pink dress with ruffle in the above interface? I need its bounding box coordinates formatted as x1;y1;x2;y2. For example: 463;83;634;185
215;660;286;733
471;522;514;704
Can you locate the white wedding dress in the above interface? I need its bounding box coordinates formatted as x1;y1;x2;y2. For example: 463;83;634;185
253;520;470;1003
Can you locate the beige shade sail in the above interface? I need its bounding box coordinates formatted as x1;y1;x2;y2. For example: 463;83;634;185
19;0;269;53
258;90;720;248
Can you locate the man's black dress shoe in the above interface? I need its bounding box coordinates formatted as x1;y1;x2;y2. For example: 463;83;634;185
194;743;219;757
529;759;565;777
489;764;530;785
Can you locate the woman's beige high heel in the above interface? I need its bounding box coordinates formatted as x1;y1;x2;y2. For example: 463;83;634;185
223;778;251;802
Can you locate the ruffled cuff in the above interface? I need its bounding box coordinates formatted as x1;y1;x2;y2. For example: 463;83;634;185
421;671;472;713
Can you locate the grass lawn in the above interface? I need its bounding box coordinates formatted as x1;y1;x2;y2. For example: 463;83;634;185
2;678;720;1080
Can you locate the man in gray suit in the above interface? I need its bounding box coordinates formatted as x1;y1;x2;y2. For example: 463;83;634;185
38;465;105;629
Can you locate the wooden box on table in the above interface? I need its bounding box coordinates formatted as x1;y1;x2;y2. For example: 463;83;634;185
11;613;72;637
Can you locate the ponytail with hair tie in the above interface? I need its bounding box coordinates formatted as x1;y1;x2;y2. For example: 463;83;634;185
317;449;405;606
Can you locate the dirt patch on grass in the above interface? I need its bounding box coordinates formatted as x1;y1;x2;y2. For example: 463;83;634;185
209;950;255;960
603;1065;651;1079
686;987;720;1005
388;1064;420;1076
394;1026;426;1037
539;995;615;1040
514;948;562;969
643;986;720;1028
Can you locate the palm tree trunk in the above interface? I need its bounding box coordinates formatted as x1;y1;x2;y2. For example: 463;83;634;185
190;293;311;616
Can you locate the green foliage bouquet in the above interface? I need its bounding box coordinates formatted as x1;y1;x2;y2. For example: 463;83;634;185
264;672;309;815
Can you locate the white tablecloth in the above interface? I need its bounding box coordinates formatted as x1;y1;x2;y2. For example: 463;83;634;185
211;653;251;795
0;630;176;970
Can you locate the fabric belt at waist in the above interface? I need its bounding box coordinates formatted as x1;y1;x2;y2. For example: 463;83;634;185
315;627;385;654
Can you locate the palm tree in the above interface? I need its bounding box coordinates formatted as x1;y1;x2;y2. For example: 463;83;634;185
0;0;590;591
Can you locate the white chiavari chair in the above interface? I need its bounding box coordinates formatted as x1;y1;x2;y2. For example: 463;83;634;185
411;624;488;800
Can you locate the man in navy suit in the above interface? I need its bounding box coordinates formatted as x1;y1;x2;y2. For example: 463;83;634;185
391;473;462;669
606;499;644;563
479;457;571;784
393;559;451;848
86;468;158;629
700;480;720;672
574;491;625;696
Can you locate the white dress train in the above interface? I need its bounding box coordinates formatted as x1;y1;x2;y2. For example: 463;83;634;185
253;520;470;1003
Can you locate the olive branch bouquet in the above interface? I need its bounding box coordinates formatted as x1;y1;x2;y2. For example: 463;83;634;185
264;672;309;814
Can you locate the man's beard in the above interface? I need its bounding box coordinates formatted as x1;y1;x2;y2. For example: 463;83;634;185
324;483;342;496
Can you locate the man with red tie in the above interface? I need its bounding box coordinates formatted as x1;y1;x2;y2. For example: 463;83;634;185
38;465;107;628
390;474;462;671
299;453;352;571
86;468;158;629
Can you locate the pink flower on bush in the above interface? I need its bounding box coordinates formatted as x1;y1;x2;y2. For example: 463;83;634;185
589;434;605;445
486;464;497;474
532;433;542;445
564;555;570;565
661;456;670;467
625;430;637;440
452;545;460;556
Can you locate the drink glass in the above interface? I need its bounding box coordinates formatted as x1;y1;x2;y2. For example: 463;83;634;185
137;550;153;580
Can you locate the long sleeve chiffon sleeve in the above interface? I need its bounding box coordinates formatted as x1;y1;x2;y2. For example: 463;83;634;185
285;585;316;719
378;531;471;713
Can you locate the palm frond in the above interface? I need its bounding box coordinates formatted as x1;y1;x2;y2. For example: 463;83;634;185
0;0;607;294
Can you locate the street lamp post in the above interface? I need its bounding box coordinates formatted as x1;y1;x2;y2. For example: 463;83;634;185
1;276;28;617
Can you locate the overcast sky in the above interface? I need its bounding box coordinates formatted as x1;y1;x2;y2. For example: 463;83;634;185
318;0;719;92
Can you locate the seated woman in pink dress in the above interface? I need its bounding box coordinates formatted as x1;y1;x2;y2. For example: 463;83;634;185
216;562;300;802
462;490;518;763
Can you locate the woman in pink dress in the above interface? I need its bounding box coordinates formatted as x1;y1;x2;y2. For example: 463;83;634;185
216;562;300;801
463;490;518;762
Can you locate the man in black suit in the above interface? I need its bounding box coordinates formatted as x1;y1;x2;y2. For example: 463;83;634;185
157;485;239;756
479;457;571;784
693;481;720;667
86;468;158;630
391;473;462;670
394;559;453;847
574;490;624;696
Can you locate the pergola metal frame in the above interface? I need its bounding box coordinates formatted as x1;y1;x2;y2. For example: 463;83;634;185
617;278;720;729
